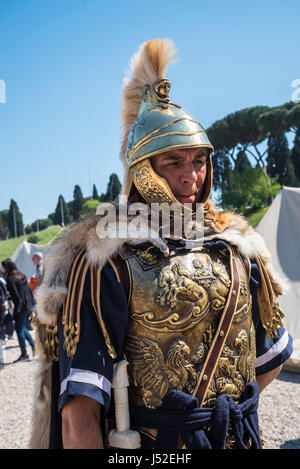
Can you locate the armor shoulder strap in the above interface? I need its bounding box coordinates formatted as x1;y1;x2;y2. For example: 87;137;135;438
36;248;88;361
90;262;117;359
44;249;118;361
254;255;284;338
108;255;130;303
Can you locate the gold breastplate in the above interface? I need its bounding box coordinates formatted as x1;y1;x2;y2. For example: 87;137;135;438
119;242;256;410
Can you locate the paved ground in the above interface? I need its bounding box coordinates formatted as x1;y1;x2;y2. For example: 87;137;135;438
0;333;299;449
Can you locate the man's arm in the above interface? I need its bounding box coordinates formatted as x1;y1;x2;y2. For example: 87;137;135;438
256;364;282;393
62;396;104;449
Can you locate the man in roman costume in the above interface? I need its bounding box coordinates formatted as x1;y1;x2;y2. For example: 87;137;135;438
30;39;293;449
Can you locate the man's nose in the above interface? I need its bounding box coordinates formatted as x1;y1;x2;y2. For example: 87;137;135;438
180;162;198;185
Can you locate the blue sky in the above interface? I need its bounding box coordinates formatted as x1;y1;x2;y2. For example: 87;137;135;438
0;0;299;224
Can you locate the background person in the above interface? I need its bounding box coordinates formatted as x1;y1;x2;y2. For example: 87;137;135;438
29;252;44;292
1;258;35;361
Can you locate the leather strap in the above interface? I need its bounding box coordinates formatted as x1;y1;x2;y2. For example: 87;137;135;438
193;246;241;406
109;255;130;302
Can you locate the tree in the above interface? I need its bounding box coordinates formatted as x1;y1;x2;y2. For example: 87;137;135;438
207;106;269;169
267;132;295;186
24;224;33;235
211;149;233;191
207;101;300;209
220;166;280;214
100;173;122;202
92;184;99;200
0;213;5;240
72;185;84;220
291;129;300;184
31;218;53;232
0;210;9;240
53;195;71;226
8;199;24;238
235;150;251;174
80;199;100;215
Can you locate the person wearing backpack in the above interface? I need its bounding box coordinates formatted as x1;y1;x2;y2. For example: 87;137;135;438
0;273;8;364
1;258;35;361
0;273;8;326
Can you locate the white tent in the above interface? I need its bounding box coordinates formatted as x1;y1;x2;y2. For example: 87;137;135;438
256;186;300;372
11;241;50;280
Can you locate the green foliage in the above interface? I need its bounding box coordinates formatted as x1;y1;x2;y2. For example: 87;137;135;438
208;101;300;210
212;149;233;190
72;185;84;220
31;217;53;232
92;184;99;200
235;150;251;174
27;233;39;244
33;225;62;245
220;166;280;214
0;225;61;263
8;199;24;238
80;199;100;215
0;210;9;240
245;206;269;228
24;225;33;234
267;132;296;185
100;173;122;202
207;106;269;151
2;102;298;241
0;213;6;240
0;235;27;263
291;129;300;183
53;195;71;226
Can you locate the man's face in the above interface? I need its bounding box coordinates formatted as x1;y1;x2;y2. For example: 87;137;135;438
151;147;208;204
32;255;39;266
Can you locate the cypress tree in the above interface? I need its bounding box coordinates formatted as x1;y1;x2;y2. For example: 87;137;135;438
235;150;251;174
0;210;9;240
8;199;24;238
267;132;295;185
0;213;5;240
92;184;99;200
291;129;300;183
53;195;71;226
103;173;122;202
72;185;84;220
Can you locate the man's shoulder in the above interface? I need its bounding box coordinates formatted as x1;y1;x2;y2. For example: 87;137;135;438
34;207;130;328
205;205;268;261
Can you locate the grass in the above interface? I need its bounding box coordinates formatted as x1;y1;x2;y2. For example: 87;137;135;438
245;206;269;228
0;225;62;263
28;225;62;245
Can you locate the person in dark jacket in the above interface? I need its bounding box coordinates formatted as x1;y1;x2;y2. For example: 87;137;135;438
1;258;35;361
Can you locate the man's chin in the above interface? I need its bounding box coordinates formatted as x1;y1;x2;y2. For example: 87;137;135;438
176;195;196;204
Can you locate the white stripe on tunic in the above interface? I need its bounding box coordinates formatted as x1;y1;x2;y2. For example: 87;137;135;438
60;368;111;396
255;330;289;368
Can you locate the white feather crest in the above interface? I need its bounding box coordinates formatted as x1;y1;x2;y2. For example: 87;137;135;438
120;39;177;195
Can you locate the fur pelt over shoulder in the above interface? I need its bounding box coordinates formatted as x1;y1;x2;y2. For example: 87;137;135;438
29;201;286;449
35;201;285;328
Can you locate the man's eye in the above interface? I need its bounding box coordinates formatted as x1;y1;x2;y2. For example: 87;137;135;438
195;159;206;166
